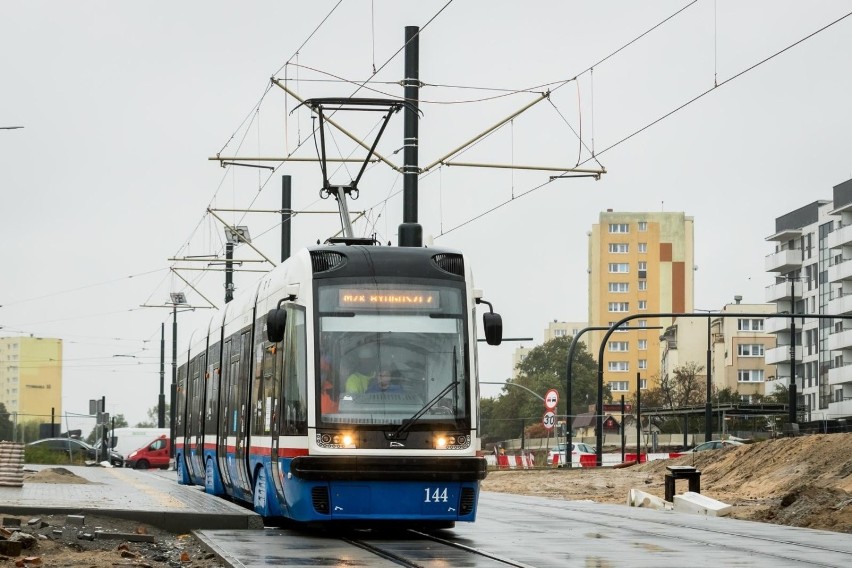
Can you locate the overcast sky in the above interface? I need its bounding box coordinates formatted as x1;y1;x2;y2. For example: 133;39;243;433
2;1;851;428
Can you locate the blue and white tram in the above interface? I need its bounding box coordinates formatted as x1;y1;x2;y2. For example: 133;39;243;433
174;243;502;526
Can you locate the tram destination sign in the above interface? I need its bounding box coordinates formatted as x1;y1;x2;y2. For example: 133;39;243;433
339;289;440;309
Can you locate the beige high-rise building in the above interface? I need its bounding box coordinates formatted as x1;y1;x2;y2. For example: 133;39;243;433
0;337;62;422
588;211;694;395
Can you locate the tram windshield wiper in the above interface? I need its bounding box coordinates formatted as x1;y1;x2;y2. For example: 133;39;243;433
394;380;459;438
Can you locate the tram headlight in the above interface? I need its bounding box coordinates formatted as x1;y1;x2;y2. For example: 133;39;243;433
434;434;469;449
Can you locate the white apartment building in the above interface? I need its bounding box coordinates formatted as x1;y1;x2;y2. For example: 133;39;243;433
765;178;852;423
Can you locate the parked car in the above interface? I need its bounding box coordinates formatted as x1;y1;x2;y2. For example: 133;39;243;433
683;439;745;453
125;435;170;470
26;437;124;466
547;442;596;466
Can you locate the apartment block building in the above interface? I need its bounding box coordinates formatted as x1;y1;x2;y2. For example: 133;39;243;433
0;336;63;422
588;211;694;395
659;300;776;401
765;178;852;422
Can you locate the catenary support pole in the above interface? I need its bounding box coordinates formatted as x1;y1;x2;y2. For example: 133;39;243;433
705;315;712;441
159;322;165;428
225;242;234;303
399;25;422;247
171;305;177;458
282;175;291;262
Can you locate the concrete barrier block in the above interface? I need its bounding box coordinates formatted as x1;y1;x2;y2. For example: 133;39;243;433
627;488;670;510
673;491;732;517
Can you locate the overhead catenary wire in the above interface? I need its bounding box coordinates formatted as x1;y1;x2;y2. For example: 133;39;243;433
433;8;852;239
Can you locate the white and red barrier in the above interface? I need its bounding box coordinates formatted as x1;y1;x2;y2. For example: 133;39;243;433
486;450;686;468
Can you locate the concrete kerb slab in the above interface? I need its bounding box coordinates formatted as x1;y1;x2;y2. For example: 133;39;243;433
0;465;262;532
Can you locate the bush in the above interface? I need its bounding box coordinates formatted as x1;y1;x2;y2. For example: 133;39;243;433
24;445;89;465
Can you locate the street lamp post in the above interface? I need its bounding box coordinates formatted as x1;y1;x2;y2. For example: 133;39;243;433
566;325;662;468
788;276;801;425
596;311;842;466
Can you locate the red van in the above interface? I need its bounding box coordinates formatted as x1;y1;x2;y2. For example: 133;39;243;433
124;435;171;470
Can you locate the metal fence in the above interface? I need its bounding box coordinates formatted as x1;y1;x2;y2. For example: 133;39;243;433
0;412;99;444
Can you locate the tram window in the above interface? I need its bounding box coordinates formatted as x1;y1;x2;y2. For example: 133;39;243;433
282;307;307;435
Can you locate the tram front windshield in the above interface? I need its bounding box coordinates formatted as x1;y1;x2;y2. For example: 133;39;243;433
316;280;469;427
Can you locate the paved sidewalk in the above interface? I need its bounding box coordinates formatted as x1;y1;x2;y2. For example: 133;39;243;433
0;465;262;532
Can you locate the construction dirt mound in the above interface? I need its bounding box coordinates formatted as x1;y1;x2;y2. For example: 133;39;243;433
481;432;852;533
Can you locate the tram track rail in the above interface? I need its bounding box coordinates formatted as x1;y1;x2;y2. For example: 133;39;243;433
344;529;537;567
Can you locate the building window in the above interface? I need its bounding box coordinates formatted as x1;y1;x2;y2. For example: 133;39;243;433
638;339;648;350
737;318;764;331
608;282;629;293
609;322;630;332
609;243;629;253
638;320;647;328
638;242;647;253
608;361;629;372
737;344;765;357
608;263;630;273
638;300;647;310
608;302;630;312
739;394;754;404
638;261;647;271
554;329;567;337
638;280;647;291
737;369;765;383
638;221;647;231
610;342;629;352
639;379;648;390
638;359;647;369
610;381;630;391
609;223;629;233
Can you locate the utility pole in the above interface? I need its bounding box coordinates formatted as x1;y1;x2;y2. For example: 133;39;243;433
399;25;422;247
159;322;165;428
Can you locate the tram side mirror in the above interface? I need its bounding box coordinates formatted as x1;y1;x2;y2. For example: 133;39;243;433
266;309;287;343
483;312;503;346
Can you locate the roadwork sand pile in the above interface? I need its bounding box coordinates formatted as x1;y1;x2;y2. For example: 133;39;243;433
481;432;852;533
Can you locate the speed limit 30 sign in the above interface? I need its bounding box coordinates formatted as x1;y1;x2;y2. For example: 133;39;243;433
542;411;557;430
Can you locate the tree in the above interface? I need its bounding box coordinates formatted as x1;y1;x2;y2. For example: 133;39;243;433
641;362;706;410
85;414;129;445
0;403;13;441
480;336;604;445
638;362;707;434
135;403;170;428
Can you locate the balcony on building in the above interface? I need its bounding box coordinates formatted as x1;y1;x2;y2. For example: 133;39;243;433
826;222;852;249
765;247;802;273
827;328;852;351
765;317;792;334
765;280;802;303
828;363;852;386
828;258;852;284
765;344;802;365
827;292;852;317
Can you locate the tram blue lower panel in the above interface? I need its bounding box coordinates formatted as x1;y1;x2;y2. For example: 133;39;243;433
285;478;480;522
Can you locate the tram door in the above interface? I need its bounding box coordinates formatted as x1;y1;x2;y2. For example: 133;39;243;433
216;339;234;494
219;329;253;500
187;353;205;481
269;306;307;508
